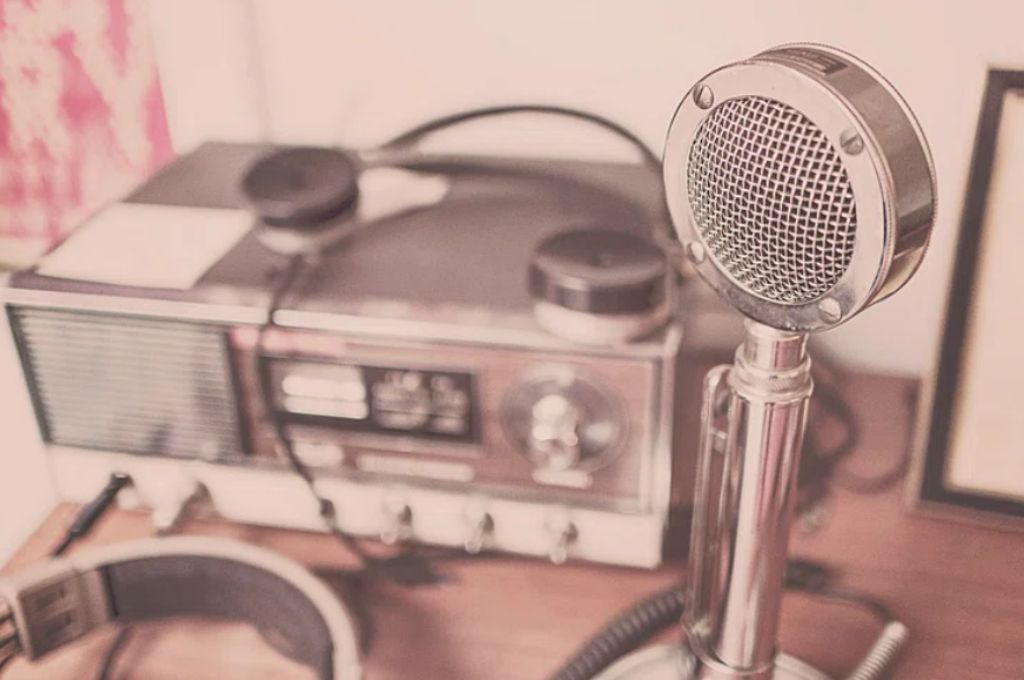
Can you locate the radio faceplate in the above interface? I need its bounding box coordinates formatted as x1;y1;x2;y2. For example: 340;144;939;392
233;326;668;513
268;358;480;444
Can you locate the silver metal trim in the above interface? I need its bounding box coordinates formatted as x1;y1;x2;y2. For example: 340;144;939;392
0;287;267;326
1;285;679;360
273;308;680;359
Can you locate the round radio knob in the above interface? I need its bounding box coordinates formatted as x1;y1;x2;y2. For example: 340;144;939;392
503;371;624;472
528;394;584;470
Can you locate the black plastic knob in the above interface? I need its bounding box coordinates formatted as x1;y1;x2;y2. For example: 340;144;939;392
241;147;359;229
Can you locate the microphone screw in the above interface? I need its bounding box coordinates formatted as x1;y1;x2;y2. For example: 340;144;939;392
840;129;865;155
686;241;707;264
818;297;843;323
693;84;715;109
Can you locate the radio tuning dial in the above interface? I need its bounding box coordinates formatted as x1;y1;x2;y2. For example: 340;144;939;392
503;371;625;472
528;394;584;470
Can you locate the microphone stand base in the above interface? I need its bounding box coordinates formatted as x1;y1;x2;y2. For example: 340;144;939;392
592;643;831;680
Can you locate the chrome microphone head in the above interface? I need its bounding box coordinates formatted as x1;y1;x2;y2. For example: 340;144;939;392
663;44;937;331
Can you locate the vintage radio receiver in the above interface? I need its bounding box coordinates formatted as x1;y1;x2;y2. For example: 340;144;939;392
1;141;693;568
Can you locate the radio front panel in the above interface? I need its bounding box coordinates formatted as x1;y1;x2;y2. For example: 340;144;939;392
232;326;663;512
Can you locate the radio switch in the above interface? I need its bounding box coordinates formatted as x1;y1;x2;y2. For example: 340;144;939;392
379;497;413;546
543;513;578;565
462;506;494;555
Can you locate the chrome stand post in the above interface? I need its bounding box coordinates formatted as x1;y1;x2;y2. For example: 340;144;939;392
596;320;829;680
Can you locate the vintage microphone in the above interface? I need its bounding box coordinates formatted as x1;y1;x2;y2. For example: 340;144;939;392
596;44;936;679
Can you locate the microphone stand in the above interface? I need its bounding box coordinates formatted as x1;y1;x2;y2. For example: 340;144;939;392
684;320;818;679
599;319;829;680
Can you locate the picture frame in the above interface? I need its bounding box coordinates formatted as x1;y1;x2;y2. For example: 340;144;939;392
911;68;1024;526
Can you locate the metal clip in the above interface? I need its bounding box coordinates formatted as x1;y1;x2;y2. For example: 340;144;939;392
0;563;111;660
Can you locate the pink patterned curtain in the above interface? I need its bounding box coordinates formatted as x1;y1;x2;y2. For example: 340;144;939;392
0;0;172;244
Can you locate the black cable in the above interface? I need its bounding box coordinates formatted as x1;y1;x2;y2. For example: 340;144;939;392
378;104;662;174
797;365;861;516
832;385;917;495
95;627;133;680
254;254;452;586
795;356;918;523
809;587;895;623
548;584;685;680
377;103;684;263
254;254;375;567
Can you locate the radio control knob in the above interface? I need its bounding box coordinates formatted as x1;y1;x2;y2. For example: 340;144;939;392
462;504;494;555
544;513;578;565
380;496;412;545
503;371;624;472
528;394;583;470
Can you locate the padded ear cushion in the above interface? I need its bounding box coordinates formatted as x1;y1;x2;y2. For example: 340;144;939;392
105;555;334;679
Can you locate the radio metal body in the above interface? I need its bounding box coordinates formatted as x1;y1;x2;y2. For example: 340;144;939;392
1;142;698;568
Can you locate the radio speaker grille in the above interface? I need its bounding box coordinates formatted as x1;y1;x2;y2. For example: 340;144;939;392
11;308;242;459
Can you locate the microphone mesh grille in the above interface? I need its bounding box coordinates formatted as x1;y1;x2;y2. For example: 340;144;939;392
687;96;857;304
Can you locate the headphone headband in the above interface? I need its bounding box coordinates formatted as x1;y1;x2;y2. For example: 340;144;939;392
0;537;361;679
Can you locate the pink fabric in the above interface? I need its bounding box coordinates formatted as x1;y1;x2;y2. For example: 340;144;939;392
0;0;172;243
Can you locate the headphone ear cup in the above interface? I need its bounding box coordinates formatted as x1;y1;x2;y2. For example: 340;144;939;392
242;147;362;256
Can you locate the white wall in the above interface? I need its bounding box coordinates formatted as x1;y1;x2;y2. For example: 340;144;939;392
147;0;1019;378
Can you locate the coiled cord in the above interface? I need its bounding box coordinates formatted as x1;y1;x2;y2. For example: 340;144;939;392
549;584;685;680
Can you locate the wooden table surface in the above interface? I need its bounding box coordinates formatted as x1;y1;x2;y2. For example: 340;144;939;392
2;373;1023;680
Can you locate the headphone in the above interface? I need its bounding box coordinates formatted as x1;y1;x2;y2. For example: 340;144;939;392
0;537;362;679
